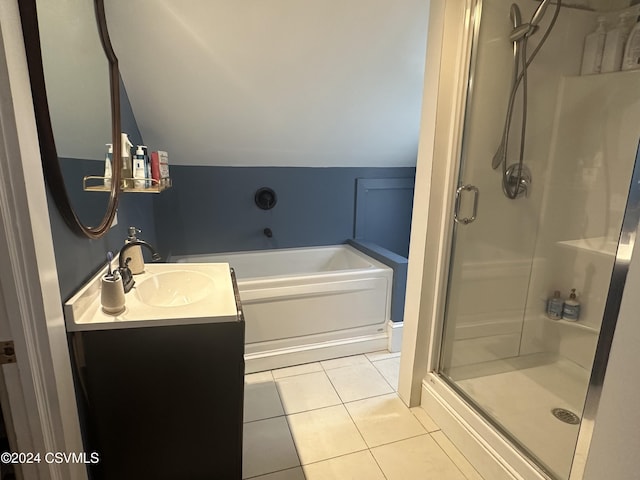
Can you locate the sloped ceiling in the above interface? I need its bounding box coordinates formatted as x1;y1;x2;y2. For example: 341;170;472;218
105;0;430;167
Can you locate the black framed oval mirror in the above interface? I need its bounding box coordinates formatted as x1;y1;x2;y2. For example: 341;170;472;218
18;0;121;239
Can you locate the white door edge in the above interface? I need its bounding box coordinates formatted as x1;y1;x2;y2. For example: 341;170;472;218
0;1;87;479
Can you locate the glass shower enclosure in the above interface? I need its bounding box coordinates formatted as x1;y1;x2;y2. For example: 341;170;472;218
436;0;640;478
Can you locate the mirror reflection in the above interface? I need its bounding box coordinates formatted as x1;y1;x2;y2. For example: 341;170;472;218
36;0;112;228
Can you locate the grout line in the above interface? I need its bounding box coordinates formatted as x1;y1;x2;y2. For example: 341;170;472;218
370;358;400;392
244;355;406;479
368;431;431;450
430;430;484;480
282;414;303;476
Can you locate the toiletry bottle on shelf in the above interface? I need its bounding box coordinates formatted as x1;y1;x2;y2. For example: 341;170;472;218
121;133;134;188
143;146;151;188
133;145;147;189
622;15;640;70
562;289;581;321
581;16;607;75
546;290;563;320
602;12;634;73
124;227;145;275
104;143;112;188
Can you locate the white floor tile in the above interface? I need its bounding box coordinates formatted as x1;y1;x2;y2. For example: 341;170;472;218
286;405;367;465
248;467;306;480
372;356;401;390
431;431;484;480
275;371;341;414
410;406;441;433
325;362;393;402
345;393;426;447
320;354;370;370
303;450;385;480
272;362;323;379
244;372;284;423
371;434;468;480
243;417;299;479
366;350;401;362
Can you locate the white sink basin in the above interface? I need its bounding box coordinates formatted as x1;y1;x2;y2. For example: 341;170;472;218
134;270;214;307
64;262;239;331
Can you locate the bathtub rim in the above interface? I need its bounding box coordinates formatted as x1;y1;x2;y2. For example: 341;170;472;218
170;243;394;282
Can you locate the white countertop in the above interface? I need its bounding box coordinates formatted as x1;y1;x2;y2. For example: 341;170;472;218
64;261;239;332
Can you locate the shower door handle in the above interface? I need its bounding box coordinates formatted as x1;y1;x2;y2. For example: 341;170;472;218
454;184;479;225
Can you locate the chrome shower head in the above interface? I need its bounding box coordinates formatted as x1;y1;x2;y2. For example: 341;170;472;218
509;0;553;42
509;23;538;42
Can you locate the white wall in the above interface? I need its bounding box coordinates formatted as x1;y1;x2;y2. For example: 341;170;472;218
520;5;640;371
105;0;430;167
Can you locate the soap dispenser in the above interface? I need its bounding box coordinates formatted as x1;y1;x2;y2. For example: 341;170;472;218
546;290;563;320
133;145;147;189
562;289;581;321
124;226;145;274
581;16;607;75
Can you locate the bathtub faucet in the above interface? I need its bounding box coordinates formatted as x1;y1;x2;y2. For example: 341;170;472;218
118;240;162;293
263;228;273;238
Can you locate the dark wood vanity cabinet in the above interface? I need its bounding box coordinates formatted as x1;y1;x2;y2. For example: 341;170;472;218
74;319;244;480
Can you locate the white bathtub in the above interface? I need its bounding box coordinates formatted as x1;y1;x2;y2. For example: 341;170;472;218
172;245;393;372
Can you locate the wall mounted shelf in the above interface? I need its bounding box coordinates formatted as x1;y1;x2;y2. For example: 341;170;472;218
557;237;617;257
83;175;172;194
542;315;599;334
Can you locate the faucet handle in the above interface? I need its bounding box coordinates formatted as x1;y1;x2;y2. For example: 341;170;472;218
118;262;135;293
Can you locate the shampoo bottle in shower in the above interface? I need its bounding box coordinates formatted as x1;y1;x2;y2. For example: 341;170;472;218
581;16;607;75
546;290;563;320
622;15;640;70
601;12;634;73
562;289;581;321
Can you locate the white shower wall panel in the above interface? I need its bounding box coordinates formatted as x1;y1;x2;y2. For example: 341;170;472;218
444;0;586;369
521;20;640;369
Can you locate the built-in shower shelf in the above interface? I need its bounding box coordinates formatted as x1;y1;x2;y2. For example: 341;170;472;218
542;315;599;334
565;69;640;81
557;237;617;257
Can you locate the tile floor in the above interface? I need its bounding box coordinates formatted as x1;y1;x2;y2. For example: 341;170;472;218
243;352;484;479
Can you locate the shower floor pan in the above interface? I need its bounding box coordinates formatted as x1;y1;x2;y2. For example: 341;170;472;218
452;354;589;479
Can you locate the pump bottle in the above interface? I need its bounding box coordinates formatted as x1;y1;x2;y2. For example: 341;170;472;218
581;17;607;75
133;145;147;189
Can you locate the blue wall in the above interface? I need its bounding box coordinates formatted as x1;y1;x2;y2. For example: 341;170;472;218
48;79;416;310
49;78;157;301
154;166;415;258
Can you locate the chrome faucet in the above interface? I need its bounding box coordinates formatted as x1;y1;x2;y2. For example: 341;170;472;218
118;240;162;293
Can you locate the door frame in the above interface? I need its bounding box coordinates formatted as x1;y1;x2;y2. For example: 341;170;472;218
399;0;476;407
0;1;87;479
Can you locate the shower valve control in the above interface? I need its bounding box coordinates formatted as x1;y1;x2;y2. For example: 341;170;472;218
454;184;479;225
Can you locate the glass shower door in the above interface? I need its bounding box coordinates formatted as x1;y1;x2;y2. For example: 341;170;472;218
436;0;640;479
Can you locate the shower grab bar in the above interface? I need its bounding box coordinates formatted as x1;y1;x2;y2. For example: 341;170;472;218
454;185;479;225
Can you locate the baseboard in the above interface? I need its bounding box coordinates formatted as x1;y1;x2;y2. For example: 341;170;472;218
244;333;388;373
387;320;403;352
421;374;547;480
